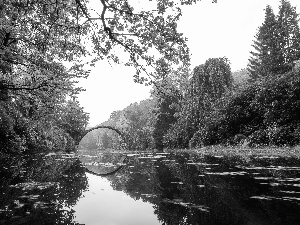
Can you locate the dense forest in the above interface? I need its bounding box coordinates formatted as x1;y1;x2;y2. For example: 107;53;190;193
1;0;300;156
0;0;191;156
85;0;300;151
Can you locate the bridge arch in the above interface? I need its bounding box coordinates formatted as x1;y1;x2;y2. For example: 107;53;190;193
83;125;123;137
77;127;128;176
77;125;127;149
84;155;127;176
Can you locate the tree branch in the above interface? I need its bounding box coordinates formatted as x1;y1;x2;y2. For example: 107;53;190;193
75;0;89;19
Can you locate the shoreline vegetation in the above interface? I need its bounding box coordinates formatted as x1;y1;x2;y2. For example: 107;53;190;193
2;2;300;223
84;0;300;153
1;0;300;160
166;146;300;158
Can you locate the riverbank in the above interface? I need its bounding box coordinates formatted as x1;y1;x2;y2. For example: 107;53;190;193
165;145;300;158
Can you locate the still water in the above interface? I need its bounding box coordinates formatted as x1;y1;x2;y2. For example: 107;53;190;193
1;150;300;225
73;173;160;225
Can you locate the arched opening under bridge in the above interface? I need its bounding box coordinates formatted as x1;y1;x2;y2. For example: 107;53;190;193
77;125;128;176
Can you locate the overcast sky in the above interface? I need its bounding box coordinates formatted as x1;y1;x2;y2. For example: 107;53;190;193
77;0;300;127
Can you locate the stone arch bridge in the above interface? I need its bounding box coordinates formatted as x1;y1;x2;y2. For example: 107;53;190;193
76;125;128;176
76;125;127;149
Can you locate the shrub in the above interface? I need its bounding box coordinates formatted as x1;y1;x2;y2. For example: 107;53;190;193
195;70;300;147
0;102;25;154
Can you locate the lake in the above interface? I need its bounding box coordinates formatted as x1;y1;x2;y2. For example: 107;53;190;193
1;149;300;225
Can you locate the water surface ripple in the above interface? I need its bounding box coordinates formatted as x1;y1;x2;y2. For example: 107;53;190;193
1;150;300;225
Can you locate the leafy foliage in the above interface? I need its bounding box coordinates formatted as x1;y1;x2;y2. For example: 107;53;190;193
0;0;88;94
152;80;181;150
114;99;156;150
0;0;207;155
0;97;89;154
56;99;89;144
200;71;300;147
232;68;249;88
164;57;233;148
1;0;194;88
0;102;26;153
0;0;200;155
81;98;156;151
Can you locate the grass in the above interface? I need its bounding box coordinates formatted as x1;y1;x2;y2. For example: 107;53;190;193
76;144;300;159
164;145;300;158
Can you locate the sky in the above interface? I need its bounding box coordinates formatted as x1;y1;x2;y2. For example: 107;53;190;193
77;0;300;127
73;174;160;225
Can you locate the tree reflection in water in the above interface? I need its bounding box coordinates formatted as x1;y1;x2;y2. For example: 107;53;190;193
0;153;88;225
1;151;300;225
105;152;300;225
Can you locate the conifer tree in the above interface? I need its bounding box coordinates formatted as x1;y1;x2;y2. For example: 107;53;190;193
276;0;300;72
248;1;300;80
248;5;279;80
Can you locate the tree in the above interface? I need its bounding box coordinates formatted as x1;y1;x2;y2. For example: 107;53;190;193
101;132;113;149
199;70;300;147
0;1;88;95
0;0;209;154
57;98;89;143
0;0;195;95
247;5;279;80
152;80;180;150
164;57;232;148
78;130;98;150
276;0;300;71
117;100;156;150
248;1;300;80
90;99;157;151
202;57;233;100
185;57;232;132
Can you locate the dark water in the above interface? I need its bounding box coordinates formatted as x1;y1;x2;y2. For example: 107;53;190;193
1;150;300;225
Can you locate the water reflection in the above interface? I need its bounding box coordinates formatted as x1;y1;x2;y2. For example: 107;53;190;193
1;150;300;225
101;151;300;225
0;153;88;225
73;173;161;225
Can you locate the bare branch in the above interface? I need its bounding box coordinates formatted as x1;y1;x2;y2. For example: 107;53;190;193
112;33;138;36
75;0;90;19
